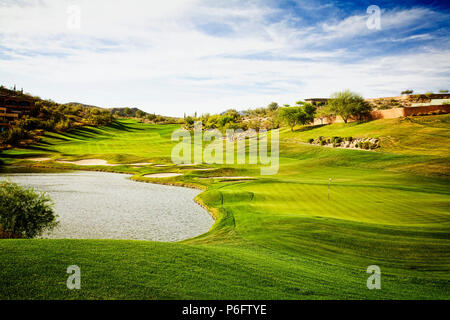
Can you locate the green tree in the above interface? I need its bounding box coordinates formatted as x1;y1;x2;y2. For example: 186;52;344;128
267;102;279;111
401;89;414;95
278;106;316;131
301;103;317;123
135;110;145;118
0;181;58;238
184;116;195;129
123;107;132;117
147;113;156;122
328;90;367;123
353;100;372;121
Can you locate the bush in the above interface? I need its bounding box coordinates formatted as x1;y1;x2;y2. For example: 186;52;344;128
0;127;29;145
320;140;326;146
308;138;314;144
362;141;372;150
0;181;58;238
345;137;353;142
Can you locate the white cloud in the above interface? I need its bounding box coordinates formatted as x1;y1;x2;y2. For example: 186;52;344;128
0;1;448;116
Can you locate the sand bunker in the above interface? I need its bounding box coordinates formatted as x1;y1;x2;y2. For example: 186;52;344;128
127;162;153;166
27;157;52;162
153;164;169;167
143;173;183;178
56;159;119;166
209;176;254;180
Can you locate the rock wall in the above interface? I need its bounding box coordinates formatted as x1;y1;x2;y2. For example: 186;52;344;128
314;104;450;125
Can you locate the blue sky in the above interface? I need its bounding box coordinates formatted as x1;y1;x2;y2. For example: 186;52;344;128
0;0;449;116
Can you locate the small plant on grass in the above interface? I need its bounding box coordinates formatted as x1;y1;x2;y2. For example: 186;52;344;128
0;181;58;238
308;138;314;144
362;141;373;150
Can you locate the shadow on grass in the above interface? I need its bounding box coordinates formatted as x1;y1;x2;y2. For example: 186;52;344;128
22;145;55;153
105;121;143;131
294;124;327;132
42;133;72;141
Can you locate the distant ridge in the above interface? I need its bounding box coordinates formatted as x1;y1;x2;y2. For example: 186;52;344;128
64;102;104;109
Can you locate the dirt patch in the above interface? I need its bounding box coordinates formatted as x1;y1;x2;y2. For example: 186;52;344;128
143;173;183;178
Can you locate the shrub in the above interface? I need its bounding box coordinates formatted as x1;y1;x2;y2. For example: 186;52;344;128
0;181;58;238
362;141;372;150
0;127;29;145
320;140;326;146
308;138;314;144
345;136;353;142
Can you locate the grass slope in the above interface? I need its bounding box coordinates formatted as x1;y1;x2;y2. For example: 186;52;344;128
0;116;449;299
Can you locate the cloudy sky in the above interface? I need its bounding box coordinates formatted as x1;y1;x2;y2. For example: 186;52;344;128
0;0;449;116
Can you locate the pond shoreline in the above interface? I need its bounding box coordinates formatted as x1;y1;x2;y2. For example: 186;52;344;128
0;167;216;242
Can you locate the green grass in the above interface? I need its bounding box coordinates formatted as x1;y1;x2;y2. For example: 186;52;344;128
0;116;449;299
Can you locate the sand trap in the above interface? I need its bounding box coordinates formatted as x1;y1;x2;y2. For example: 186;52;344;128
56;159;119;166
143;173;183;178
189;168;215;171
209;176;254;180
27;157;52;162
127;162;153;166
153;164;169;167
177;163;196;166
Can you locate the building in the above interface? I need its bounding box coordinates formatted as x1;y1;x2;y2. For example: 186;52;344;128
0;88;36;131
304;98;328;106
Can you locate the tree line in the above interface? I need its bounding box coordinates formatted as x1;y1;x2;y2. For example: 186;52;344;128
183;90;374;132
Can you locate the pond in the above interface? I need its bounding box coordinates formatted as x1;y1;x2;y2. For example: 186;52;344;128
0;171;214;241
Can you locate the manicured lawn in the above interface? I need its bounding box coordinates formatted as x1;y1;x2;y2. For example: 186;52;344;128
1;116;449;299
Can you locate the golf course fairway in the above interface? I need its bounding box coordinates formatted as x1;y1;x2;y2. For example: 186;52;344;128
0;115;449;299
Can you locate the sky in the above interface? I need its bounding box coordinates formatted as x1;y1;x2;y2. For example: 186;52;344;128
0;0;449;116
